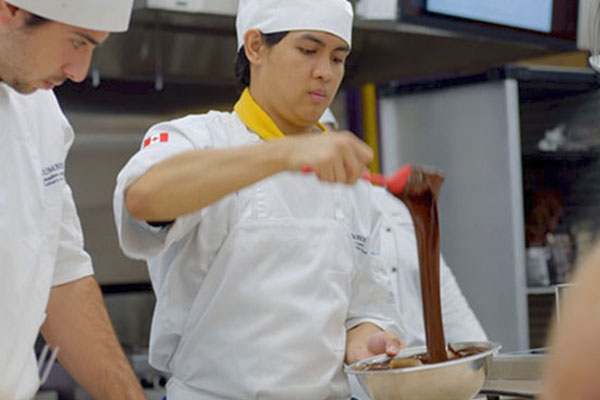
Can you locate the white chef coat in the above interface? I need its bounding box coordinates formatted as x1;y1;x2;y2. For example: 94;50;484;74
0;84;94;400
350;186;487;400
114;111;400;400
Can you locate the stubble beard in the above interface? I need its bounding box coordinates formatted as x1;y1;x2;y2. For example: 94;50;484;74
10;79;37;94
0;23;48;94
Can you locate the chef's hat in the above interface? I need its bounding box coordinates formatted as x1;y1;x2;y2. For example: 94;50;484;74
8;0;134;32
236;0;354;50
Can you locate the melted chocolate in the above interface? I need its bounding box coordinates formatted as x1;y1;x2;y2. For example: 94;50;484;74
359;345;488;371
398;168;447;363
358;166;487;372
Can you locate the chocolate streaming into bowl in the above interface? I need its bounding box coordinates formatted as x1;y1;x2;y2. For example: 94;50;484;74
397;168;447;363
354;166;491;372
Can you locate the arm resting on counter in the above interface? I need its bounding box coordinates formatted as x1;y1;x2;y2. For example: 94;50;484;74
345;322;404;365
41;276;145;400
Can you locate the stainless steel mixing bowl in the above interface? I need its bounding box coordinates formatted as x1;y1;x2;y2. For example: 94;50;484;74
346;341;501;400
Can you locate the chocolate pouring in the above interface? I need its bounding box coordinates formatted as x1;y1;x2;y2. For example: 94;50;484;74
398;168;447;363
345;166;501;400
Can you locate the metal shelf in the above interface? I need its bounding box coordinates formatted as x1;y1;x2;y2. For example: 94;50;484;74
522;150;600;163
527;286;556;295
89;8;572;87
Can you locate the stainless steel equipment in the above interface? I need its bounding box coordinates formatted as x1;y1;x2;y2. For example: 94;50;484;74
481;350;546;398
346;341;500;400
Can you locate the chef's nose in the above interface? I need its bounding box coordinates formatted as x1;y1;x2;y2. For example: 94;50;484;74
62;51;93;83
313;54;333;82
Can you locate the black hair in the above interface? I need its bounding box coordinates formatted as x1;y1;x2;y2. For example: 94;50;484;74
235;31;288;94
24;13;50;28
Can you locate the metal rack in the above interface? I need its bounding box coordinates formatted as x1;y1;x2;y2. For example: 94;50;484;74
87;7;571;88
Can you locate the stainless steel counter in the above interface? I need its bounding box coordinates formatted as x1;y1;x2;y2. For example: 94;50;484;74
479;352;545;399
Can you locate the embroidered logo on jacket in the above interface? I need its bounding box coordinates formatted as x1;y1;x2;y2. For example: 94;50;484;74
42;162;64;187
351;233;368;255
143;132;169;149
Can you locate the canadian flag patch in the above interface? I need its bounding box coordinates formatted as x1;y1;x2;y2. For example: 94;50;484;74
143;132;169;148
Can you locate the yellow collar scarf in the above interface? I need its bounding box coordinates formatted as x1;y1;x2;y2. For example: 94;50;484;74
234;88;327;141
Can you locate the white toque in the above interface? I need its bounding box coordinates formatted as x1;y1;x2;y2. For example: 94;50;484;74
8;0;134;32
236;0;354;50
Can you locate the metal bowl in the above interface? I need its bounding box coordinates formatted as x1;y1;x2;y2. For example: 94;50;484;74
346;341;501;400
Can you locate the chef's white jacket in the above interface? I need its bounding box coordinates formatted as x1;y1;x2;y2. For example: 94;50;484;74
114;111;400;400
0;84;94;400
350;186;488;399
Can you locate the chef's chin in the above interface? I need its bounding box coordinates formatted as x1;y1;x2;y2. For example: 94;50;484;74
6;79;38;95
305;104;330;123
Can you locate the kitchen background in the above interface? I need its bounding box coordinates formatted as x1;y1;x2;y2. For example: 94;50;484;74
37;0;600;397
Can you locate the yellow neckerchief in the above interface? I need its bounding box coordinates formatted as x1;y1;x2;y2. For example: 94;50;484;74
234;88;327;140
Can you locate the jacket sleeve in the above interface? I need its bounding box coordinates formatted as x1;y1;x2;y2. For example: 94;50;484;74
113;120;208;261
345;187;403;337
345;252;402;337
52;183;94;286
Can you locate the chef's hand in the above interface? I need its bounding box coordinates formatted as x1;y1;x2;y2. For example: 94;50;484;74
282;131;373;185
345;322;406;365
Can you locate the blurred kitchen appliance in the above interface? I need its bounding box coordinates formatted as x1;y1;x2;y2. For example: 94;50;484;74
554;283;574;322
354;0;397;20
482;351;546;398
397;0;577;48
586;0;600;71
526;247;551;287
547;232;574;284
142;0;238;15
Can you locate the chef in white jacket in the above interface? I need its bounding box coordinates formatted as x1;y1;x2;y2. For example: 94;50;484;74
114;0;403;399
0;1;145;399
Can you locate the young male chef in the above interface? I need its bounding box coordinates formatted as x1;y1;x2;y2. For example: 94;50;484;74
0;1;145;399
114;0;403;398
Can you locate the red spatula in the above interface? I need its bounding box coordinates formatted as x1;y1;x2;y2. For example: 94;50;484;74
300;165;413;195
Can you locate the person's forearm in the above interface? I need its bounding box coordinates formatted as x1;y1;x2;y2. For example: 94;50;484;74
126;140;290;222
541;244;600;400
41;276;144;400
126;130;375;222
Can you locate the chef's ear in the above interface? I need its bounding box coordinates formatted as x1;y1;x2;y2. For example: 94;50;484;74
244;28;266;66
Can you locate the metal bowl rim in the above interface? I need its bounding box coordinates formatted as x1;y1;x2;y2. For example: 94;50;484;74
345;341;501;376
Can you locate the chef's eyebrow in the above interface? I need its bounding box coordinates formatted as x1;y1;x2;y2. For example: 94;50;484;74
70;31;101;46
298;33;350;53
